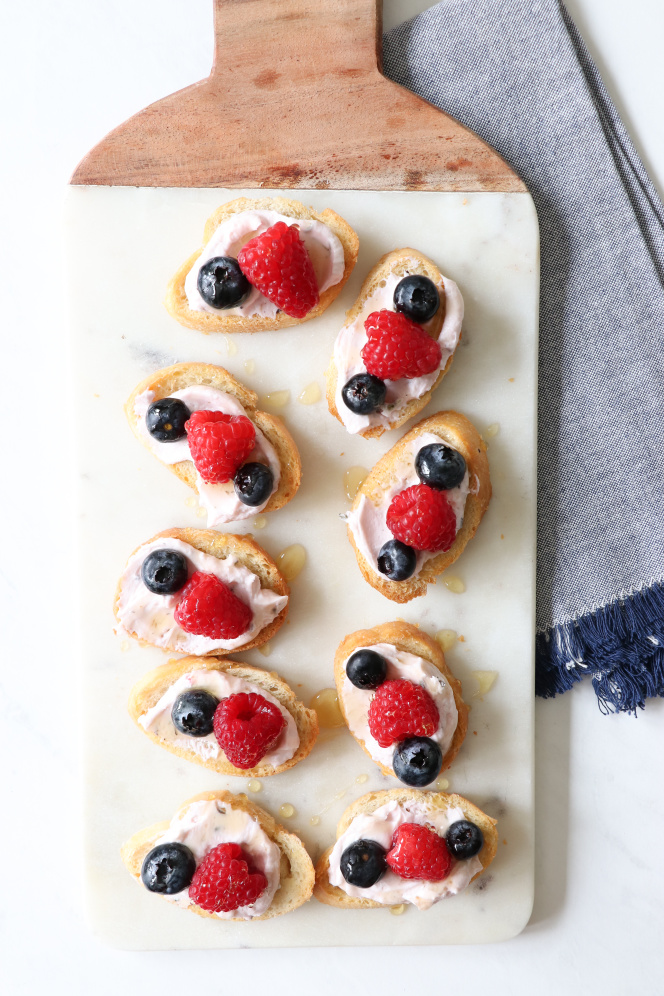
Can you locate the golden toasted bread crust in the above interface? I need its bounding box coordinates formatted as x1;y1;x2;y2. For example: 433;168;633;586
313;789;498;909
129;656;318;776
121;790;315;920
333;622;468;779
165;197;359;334
349;411;491;603
325;248;457;439
114;527;289;655
124;362;301;513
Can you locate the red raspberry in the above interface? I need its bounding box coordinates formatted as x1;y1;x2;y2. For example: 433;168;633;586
361;310;442;381
174;571;252;640
185;410;256;484
386;483;457;552
237;222;319;319
213;692;286;769
367;679;439;748
386;824;453;881
188;842;267;913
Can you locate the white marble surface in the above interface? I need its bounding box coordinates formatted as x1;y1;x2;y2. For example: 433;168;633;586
2;0;664;993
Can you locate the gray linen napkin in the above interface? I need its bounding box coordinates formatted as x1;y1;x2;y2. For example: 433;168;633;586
383;0;664;713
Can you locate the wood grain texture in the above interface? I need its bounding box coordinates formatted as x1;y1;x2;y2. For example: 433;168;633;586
71;0;524;191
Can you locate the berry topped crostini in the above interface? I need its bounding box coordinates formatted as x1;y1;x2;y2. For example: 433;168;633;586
115;528;289;655
129;657;318;776
125;363;301;527
345;411;491;602
314;789;497;910
122;791;315;921
165;197;359;333
334;622;467;785
326;249;463;437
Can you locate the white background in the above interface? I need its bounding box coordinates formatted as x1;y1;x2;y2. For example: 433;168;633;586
2;1;663;993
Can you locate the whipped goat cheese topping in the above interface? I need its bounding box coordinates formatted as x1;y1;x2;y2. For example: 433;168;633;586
346;432;472;578
139;668;299;767
328;799;482;909
340;642;458;778
184;209;346;317
333;267;463;434
116;537;288;655
134;385;281;527
154;799;281;919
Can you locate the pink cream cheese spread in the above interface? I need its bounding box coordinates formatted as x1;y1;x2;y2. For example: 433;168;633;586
333;266;464;434
116;537;288;655
328;799;482;909
184;209;346;318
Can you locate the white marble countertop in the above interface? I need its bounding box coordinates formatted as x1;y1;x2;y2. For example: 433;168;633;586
3;0;663;993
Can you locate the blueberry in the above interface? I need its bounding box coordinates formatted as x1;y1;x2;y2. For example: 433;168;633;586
146;397;190;442
346;649;388;690
393;737;442;786
445;820;484;860
377;539;417;582
234;462;274;507
141;549;188;595
141;842;196;895
197;256;251;310
415;443;466;491
171;689;220;737
393;275;440;323
339;839;387;888
342;373;386;415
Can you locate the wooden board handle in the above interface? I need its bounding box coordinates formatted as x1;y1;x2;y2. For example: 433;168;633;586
71;0;524;192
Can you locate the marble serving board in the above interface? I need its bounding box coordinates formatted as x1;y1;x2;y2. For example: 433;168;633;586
66;187;538;949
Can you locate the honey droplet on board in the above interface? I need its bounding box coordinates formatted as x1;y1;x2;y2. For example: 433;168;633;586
253;515;267;529
473;670;498;697
356;774;369;785
435;777;449;791
279;804;296;819
277;544;306;581
298;381;321;405
485;423;500;439
444;575;465;594
196;506;207;518
258;643;272;658
343;466;369;502
435;629;457;651
244;358;256;374
261;390;290;410
247;779;262;793
390;904;407;916
310;815;321;826
185;495;197;508
224;336;238;356
310;688;345;728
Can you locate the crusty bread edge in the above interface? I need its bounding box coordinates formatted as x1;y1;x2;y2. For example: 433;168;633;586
121;790;315;920
114;527;289;655
124;361;302;513
313;788;498;909
165;197;360;334
333;621;468;779
348;410;492;603
325;248;456;439
128;656;318;776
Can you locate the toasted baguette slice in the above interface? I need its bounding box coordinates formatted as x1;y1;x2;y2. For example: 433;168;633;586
334;622;468;778
114;527;289;655
348;411;491;603
326;248;459;439
165;197;359;333
129;656;318;776
122;790;315;921
125;362;301;514
314;789;497;909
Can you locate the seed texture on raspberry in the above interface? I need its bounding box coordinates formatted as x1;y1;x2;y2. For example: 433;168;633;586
386;483;457;552
361;310;442;381
367;678;439;748
387;823;453;881
185;410;256;484
237;221;319;319
213;692;286;769
174;571;253;640
188;842;267;913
